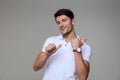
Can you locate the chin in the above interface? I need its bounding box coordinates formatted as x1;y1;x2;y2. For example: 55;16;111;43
60;31;65;35
62;33;68;36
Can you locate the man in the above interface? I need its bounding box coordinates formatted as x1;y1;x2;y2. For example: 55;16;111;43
33;9;91;80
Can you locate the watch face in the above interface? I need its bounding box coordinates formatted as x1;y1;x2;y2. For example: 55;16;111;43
77;48;81;52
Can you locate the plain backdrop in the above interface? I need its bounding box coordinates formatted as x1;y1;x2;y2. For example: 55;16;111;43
0;0;120;80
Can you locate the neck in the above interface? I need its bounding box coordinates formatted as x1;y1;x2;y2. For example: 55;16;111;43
63;29;77;42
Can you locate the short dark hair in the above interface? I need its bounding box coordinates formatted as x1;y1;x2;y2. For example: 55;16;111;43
54;9;74;20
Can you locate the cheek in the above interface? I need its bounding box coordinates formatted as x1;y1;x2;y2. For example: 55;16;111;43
65;23;70;27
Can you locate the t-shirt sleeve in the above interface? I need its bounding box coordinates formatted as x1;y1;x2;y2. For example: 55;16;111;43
41;37;54;52
42;38;50;52
81;43;92;62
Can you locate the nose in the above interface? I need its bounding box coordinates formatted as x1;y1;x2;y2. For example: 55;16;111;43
59;22;64;27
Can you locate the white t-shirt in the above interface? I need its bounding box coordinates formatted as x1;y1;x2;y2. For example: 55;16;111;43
42;35;91;80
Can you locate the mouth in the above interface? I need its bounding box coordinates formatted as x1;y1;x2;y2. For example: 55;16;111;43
60;26;66;30
60;28;66;32
60;28;65;30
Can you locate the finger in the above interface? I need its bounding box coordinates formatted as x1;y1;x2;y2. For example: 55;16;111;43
47;43;56;52
70;36;74;43
51;44;62;53
50;43;56;50
81;38;87;44
56;44;62;50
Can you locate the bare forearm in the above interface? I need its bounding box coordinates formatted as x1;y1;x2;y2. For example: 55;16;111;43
74;52;89;80
33;43;62;71
33;51;48;71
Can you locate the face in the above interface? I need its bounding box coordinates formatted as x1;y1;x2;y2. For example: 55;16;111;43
55;15;74;36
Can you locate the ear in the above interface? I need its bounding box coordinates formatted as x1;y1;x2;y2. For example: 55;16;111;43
72;18;75;25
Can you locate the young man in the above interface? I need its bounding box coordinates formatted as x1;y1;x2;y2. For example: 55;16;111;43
33;9;91;80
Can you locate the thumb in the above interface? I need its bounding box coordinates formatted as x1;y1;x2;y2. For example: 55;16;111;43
56;44;62;50
81;38;87;44
50;44;62;54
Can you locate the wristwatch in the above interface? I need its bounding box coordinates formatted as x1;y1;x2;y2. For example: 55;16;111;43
73;48;81;53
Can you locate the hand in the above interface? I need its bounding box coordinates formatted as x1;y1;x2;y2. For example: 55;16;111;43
71;37;87;49
45;43;62;56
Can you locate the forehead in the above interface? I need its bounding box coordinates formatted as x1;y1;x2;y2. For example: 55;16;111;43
56;15;70;21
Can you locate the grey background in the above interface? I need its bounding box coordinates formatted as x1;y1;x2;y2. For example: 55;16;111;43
0;0;120;80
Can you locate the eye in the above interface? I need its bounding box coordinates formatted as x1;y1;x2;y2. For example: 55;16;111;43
56;21;60;25
62;19;66;22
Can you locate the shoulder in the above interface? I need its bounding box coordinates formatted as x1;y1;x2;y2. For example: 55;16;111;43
82;43;91;49
45;35;60;43
81;43;91;55
81;43;92;62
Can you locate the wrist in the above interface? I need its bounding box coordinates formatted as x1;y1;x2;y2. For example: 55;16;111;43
73;47;81;53
45;51;52;57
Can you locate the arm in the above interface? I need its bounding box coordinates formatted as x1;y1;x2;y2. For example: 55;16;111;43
33;43;62;71
74;52;90;80
71;37;90;80
33;51;49;71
